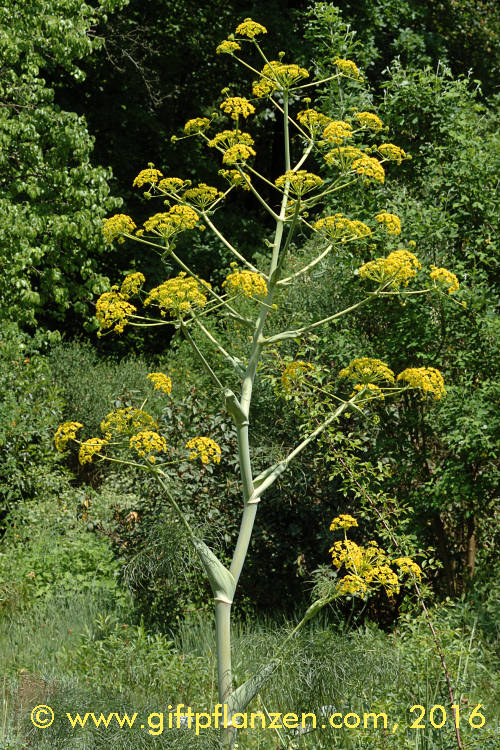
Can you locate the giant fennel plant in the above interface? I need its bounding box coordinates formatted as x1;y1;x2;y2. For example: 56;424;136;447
55;18;462;750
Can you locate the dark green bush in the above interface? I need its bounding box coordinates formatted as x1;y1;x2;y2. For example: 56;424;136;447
0;493;129;610
0;323;65;518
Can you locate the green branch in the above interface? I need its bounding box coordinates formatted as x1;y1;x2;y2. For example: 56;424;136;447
247;394;356;504
191;315;246;377
202;213;262;273
180;321;225;390
264;292;378;343
277;243;333;286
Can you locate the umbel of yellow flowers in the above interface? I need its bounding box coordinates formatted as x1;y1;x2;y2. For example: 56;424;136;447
328;514;422;599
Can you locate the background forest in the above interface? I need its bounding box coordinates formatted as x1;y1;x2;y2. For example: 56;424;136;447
0;1;499;748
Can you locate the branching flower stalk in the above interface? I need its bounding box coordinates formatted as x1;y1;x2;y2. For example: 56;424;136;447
55;18;463;750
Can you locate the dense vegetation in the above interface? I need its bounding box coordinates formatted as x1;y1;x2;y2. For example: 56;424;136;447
0;1;498;748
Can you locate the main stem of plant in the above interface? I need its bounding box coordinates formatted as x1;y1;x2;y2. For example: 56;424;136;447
213;93;293;750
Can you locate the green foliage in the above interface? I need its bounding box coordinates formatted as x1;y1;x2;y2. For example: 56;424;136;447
0;323;65;513
0;0;126;328
306;1;499;94
48;339;165;439
429;0;500;93
0;0;126;77
0;494;128;609
58;614;177;691
1;599;499;749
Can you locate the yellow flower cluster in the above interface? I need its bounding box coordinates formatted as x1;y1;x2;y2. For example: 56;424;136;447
375;212;402;235
144;272;209;317
395;557;422;581
95;291;137;334
313;214;371;241
430;266;459;294
208;130;255;149
147;372;172;394
378;143;407;164
216;40;241;55
130;431;167;463
358;250;421;288
275;170;323;196
330;539;399;597
253;61;309;96
329;518;422;599
333;58;361;79
219;169;251;190
352;156;385;183
102;214;137;244
355;111;383;131
79;438;107;465
132;168;163;188
120;272;145;299
297;108;331;132
252;77;277;98
235;18;267;38
330;539;365;570
184;117;211;135
185;436;222;464
143;205;199;238
324;146;365;167
158;177;186;192
183;183;224;208
397;367;446;400
220;97;255;120
330;514;358;531
351;382;385;400
101;407;158;439
222;144;257;164
281;360;313;391
337;574;368;596
54;421;83;452
339;357;395;385
364;565;400;595
322;120;353;145
223;268;267;298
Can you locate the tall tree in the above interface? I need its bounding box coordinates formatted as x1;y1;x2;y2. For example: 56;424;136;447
0;0;126;329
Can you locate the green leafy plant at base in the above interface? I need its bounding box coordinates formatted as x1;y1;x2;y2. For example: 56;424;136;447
54;17;468;749
2;600;498;749
0;494;129;612
0;322;64;519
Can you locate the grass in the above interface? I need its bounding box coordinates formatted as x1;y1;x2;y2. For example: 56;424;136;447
0;590;498;750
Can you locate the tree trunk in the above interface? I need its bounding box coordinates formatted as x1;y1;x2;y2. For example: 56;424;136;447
466;514;476;581
431;514;455;596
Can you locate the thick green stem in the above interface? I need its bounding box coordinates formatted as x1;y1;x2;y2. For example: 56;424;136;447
229;87;293;595
229;422;256;587
215;603;232;700
219;90;304;749
216;600;235;750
